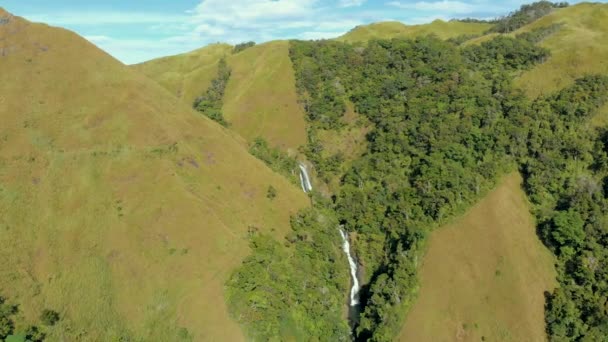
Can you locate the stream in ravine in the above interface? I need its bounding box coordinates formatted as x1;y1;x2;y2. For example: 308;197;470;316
298;163;361;330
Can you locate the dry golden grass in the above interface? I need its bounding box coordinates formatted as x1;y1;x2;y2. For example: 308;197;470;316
338;20;493;43
223;41;307;153
590;103;608;128
0;9;308;341
132;41;307;153
513;3;608;98
132;43;232;105
400;173;556;342
466;3;608;98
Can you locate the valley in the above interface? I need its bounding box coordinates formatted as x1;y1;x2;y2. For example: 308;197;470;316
2;1;608;341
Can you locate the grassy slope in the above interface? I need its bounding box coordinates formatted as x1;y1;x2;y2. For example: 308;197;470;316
590;102;608;128
514;3;608;97
0;9;308;341
400;173;556;342
337;20;493;42
132;43;232;105
135;21;494;153
133;41;307;152
466;3;608;98
223;41;307;153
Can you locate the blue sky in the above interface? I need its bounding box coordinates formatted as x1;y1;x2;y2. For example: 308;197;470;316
1;0;600;64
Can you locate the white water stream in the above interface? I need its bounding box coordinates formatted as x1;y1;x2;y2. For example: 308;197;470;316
298;163;313;193
298;163;360;307
339;228;360;306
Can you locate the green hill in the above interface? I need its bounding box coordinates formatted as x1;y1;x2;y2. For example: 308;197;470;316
337;20;493;43
4;2;608;341
134;41;307;152
514;2;608;97
135;21;494;154
400;173;556;342
465;3;608;98
132;43;232;105
0;9;307;341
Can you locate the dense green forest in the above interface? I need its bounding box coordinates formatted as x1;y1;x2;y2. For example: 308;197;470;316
226;19;608;342
193;57;231;126
513;76;608;340
226;204;351;341
289;32;551;340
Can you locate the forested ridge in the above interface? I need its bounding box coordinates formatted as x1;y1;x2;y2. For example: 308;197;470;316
289;31;551;340
224;12;608;342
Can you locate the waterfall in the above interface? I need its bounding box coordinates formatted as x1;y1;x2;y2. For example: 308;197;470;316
339;228;360;306
298;163;313;193
297;162;360;308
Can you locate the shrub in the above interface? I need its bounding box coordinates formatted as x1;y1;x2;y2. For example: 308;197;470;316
267;185;277;199
40;309;59;326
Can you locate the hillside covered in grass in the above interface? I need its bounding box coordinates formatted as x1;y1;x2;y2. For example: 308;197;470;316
337;20;493;43
4;1;608;341
134;41;307;153
400;173;556;341
514;2;608;97
0;8;308;341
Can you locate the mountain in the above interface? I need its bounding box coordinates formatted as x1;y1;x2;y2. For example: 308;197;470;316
131;43;232;106
134;41;307;153
514;2;608;97
337;20;493;43
462;3;608;99
400;173;556;341
0;8;307;341
4;1;608;341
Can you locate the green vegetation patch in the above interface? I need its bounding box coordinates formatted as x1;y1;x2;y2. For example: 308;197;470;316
232;41;256;54
226;205;350;341
249;137;298;184
283;26;608;340
0;295;50;342
488;1;569;33
193;57;231;126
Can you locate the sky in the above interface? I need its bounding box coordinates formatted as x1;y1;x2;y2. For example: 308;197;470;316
1;0;599;64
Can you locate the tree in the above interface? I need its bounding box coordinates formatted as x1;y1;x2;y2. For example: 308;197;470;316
233;41;255;54
193;57;231;126
267;185;277;200
25;326;46;342
40;309;59;326
550;210;586;248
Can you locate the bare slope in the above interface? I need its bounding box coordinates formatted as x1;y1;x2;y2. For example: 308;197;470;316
338;20;493;43
0;9;308;341
133;41;307;152
400;173;556;342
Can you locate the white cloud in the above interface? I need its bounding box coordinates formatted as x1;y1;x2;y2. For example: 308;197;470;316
388;1;475;14
191;0;318;25
24;12;186;25
151;0;361;56
339;0;366;7
194;23;226;36
26;0;569;64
